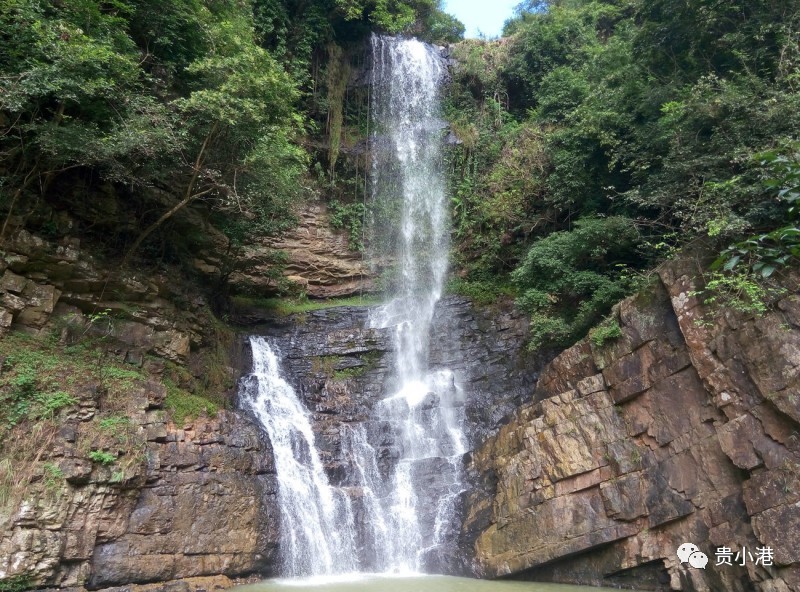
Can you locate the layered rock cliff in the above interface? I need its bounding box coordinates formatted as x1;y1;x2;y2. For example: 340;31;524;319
0;229;278;590
462;259;800;592
0;226;541;590
232;294;542;573
3;223;799;592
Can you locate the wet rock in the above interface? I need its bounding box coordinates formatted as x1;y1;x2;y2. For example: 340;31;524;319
0;410;278;590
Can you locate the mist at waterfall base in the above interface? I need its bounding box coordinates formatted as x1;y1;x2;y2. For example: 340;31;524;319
235;36;631;592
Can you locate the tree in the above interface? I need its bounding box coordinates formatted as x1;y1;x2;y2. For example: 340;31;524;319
125;14;306;259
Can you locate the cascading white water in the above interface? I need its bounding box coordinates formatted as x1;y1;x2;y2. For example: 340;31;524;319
368;35;467;572
239;336;359;577
239;36;466;579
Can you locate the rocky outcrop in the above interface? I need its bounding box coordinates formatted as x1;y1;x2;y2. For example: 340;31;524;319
0;229;203;364
0;382;277;590
463;261;800;591
249;296;541;469
239;295;542;572
0;229;276;591
88;409;277;589
224;203;373;299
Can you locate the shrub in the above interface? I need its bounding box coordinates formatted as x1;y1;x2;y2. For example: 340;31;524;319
163;380;219;426
512;216;641;349
88;450;116;465
697;270;784;317
589;316;623;347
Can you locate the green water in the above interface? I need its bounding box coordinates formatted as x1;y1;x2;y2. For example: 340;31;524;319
234;574;630;592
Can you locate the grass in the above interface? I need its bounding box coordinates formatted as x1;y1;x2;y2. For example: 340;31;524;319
163;378;219;426
97;415;135;444
0;575;32;592
41;462;64;490
231;294;383;316
446;278;517;306
0;330;152;517
88;450;116;465
589;316;623;347
0;336;83;429
333;366;367;381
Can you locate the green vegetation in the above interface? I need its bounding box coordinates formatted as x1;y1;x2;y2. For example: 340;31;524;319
0;0;463;278
98;415;135;445
41;462;64;491
696;271;785;318
511;216;641;349
445;0;800;346
329;200;367;251
163;379;220;427
0;575;32;592
333;367;366;381
446;278;516;306
1;0;796;357
589;316;623;347
1;337;81;429
88;450;117;465
232;294;383;316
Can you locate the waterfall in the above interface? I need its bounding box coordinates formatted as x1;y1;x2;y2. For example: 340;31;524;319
239;36;466;578
367;35;467;572
239;336;359;577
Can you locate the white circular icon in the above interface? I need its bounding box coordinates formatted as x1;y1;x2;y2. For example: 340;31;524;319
689;551;709;569
677;543;699;563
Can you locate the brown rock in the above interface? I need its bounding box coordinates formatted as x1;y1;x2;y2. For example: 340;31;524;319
0;269;27;293
752;502;800;565
600;472;648;521
466;269;800;592
227;202;374;298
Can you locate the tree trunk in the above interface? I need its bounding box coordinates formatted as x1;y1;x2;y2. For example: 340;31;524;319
123;122;219;263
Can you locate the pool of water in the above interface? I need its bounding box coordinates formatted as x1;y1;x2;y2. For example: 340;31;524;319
233;574;633;592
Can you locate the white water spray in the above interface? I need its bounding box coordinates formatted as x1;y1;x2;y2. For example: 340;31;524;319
240;36;467;578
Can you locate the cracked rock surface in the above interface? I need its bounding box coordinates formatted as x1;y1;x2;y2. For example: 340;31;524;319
463;261;800;592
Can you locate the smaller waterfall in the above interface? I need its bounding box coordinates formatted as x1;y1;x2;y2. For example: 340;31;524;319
239;336;359;577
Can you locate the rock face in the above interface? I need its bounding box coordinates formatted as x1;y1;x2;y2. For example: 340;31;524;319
225;203;373;299
0;229;201;364
88;410;277;589
463;260;800;592
251;296;541;447
0;394;278;590
4;222;800;592
0;229;277;591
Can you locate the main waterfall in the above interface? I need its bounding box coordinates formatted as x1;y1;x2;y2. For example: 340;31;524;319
367;35;466;572
239;36;465;578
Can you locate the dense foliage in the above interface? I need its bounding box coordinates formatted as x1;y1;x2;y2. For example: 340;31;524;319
2;0;797;351
445;0;800;348
0;0;461;267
